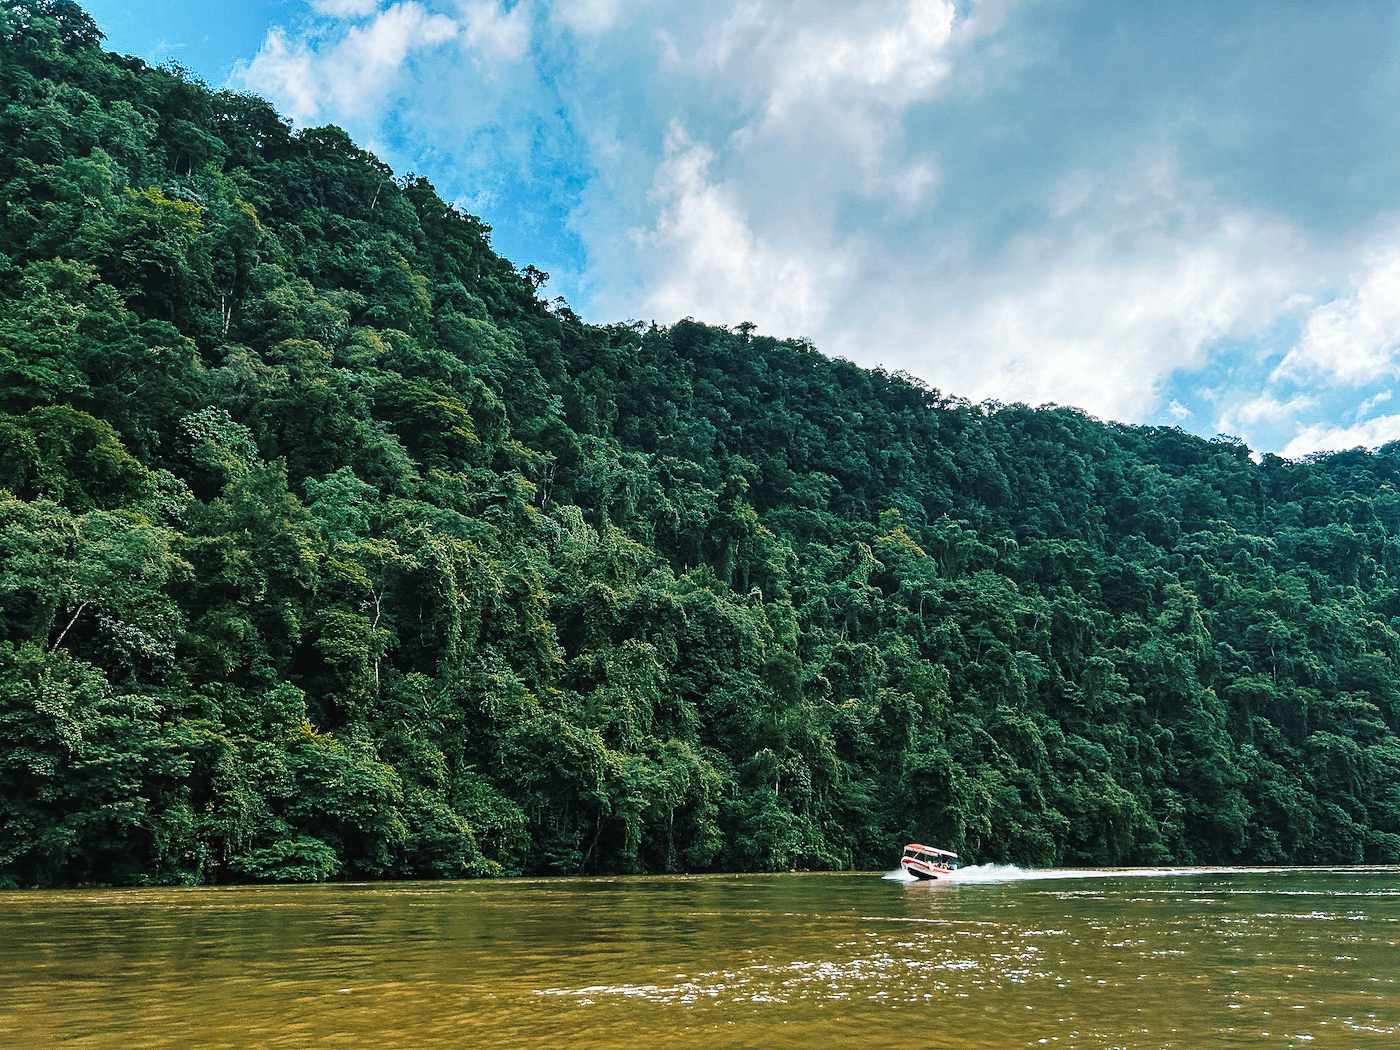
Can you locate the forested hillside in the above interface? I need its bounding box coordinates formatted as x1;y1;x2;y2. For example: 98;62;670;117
3;0;1400;886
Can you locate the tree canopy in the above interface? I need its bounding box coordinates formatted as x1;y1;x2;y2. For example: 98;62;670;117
4;0;1400;885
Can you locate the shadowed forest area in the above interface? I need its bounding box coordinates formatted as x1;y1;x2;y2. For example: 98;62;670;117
4;0;1400;886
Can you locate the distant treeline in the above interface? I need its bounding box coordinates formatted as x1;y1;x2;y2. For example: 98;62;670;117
2;0;1399;886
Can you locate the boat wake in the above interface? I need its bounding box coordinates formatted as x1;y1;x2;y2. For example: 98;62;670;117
885;863;1358;884
943;863;1028;882
952;865;1299;881
882;863;1030;883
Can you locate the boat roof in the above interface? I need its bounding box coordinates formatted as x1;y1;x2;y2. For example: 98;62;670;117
904;843;958;858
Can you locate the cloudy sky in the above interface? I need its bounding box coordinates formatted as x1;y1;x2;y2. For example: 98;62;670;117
83;0;1400;456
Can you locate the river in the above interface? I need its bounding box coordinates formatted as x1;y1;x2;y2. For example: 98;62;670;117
2;866;1396;1047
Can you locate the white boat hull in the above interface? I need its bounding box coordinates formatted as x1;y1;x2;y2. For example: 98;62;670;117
901;858;952;880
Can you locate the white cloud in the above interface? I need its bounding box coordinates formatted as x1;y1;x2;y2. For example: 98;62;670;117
236;28;321;123
1275;247;1400;387
1203;237;1400;453
552;0;622;35
956;0;1013;42
1167;400;1191;420
826;155;1304;423
460;0;530;61
1356;389;1394;420
597;0;983;352
762;0;957;117
1280;413;1400;459
312;0;382;18
636;0;970;218
677;0;961;115
339;4;459;89
903;248;1271;420
652;26;681;68
1216;392;1318;433
235;3;460;123
635;123;851;337
886;158;941;212
681;0;966;187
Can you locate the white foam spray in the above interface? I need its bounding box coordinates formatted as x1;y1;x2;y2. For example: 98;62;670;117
942;863;1026;882
882;863;1028;883
885;863;1346;884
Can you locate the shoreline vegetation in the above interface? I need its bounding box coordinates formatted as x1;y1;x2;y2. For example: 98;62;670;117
3;0;1400;888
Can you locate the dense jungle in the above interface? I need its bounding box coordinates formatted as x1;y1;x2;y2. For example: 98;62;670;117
3;0;1400;886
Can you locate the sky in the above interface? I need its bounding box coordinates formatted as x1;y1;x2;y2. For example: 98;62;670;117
79;0;1400;458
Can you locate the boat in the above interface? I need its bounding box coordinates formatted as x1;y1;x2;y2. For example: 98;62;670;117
900;843;958;879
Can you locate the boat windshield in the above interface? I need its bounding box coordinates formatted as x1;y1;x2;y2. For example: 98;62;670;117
902;844;958;863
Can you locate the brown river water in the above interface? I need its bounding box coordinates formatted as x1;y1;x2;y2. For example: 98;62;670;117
1;866;1397;1048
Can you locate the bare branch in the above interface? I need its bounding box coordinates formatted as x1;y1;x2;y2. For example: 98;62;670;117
50;601;89;652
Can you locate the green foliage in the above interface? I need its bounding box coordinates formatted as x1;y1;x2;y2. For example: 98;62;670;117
6;0;1400;885
229;836;339;882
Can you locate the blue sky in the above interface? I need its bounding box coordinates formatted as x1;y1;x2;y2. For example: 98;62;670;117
81;0;1400;457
